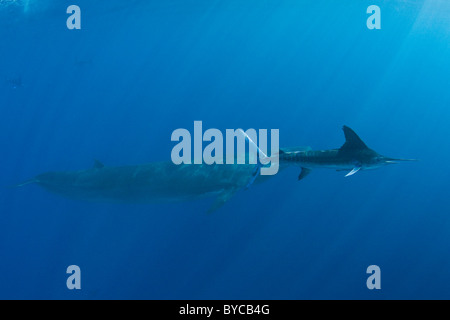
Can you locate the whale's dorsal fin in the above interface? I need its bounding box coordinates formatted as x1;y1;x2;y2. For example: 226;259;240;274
93;160;105;169
340;126;369;151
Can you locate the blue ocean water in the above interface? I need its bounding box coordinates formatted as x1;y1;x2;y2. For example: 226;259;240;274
1;0;449;300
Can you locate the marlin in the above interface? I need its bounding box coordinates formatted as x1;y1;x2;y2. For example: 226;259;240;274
17;160;261;213
279;126;416;180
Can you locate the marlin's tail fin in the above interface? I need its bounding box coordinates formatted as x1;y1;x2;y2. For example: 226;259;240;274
236;129;268;188
236;129;268;162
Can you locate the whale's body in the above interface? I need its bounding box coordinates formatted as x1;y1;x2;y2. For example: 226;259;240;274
28;161;260;212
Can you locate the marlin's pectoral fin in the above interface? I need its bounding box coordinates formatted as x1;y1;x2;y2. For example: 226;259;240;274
298;167;312;181
345;166;361;177
207;188;238;214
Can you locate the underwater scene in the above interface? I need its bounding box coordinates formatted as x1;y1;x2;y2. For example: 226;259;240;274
1;0;450;300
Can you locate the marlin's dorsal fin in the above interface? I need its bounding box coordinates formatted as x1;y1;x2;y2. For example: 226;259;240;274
340;126;369;151
93;160;105;169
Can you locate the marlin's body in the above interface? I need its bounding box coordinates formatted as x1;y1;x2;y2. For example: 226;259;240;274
22;161;260;213
279;126;416;180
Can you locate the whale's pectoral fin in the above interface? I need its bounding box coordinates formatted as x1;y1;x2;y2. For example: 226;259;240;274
345;166;361;177
207;187;239;214
298;167;312;181
245;165;260;189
